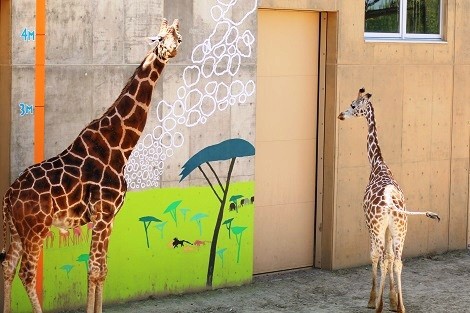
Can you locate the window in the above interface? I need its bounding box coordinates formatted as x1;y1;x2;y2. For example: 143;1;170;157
365;0;443;40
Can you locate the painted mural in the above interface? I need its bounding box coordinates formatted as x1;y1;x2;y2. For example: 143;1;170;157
10;0;257;311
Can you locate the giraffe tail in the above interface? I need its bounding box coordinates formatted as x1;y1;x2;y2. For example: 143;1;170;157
404;210;441;222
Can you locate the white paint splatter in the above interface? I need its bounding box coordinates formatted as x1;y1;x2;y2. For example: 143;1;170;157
125;0;256;190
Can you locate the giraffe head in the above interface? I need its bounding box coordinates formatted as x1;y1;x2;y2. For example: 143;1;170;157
338;87;372;120
143;19;182;68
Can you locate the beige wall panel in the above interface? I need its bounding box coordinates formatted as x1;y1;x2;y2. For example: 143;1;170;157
455;0;470;64
334;166;370;269
402;66;433;163
373;44;405;65
258;0;337;11
452;66;470;159
254;201;314;272
400;161;432;257
256;76;317;142
336;1;374;65
370;65;404;164
428;160;451;253
336;65;375;169
255;140;315;207
433;44;454;65
403;44;435;65
449;158;469;249
431;66;453;160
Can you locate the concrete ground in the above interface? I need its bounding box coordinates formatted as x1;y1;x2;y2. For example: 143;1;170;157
78;250;470;313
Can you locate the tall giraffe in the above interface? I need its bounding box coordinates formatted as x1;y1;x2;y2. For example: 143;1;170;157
1;18;181;313
338;88;440;313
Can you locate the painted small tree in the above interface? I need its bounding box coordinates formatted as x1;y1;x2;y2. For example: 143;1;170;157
77;254;90;272
180;208;191;221
155;221;167;239
60;264;74;278
164;200;182;226
139;216;162;248
223;218;234;239
217;248;227;267
191;213;209;236
232;226;247;263
179;138;255;287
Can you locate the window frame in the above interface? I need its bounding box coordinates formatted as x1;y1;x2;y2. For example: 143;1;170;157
364;0;444;41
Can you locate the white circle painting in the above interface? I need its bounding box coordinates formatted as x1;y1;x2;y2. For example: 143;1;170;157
124;0;257;190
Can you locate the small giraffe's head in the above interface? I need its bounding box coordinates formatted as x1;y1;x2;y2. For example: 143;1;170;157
143;19;182;68
338;87;372;120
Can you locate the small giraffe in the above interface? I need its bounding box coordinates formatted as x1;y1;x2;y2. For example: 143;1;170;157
1;18;181;313
338;88;440;313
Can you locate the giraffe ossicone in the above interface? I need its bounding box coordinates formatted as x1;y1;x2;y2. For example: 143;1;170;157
1;18;181;313
338;87;440;313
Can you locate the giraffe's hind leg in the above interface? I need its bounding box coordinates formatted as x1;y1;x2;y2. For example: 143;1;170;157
368;245;379;309
18;236;46;313
2;220;23;313
386;230;398;311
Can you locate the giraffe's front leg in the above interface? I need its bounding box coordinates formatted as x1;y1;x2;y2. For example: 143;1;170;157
87;214;114;313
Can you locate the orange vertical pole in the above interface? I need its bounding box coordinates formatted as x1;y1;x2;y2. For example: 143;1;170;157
35;0;46;305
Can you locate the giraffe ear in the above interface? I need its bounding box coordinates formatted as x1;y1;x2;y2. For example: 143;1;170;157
143;53;156;70
172;19;179;32
160;18;168;32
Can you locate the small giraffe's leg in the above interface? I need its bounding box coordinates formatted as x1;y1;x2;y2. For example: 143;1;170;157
394;259;405;313
18;236;45;313
367;247;379;309
375;249;389;313
386;231;398;311
3;228;23;313
87;216;113;313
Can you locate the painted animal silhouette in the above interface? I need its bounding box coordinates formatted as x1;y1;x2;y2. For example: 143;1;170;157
172;237;193;248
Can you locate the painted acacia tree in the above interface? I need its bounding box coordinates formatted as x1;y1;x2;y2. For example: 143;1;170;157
179;138;255;287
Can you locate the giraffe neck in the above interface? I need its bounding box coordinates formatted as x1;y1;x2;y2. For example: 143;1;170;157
365;103;384;168
64;55;168;171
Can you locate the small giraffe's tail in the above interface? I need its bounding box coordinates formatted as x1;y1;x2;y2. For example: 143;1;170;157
402;209;441;222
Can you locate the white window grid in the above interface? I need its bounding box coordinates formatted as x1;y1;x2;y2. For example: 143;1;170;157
364;0;443;41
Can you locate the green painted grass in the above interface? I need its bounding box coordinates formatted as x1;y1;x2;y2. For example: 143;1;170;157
11;181;254;313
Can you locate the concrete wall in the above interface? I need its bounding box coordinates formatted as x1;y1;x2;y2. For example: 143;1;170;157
10;0;256;188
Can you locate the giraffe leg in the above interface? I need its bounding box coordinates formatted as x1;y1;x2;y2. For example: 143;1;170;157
87;219;113;313
18;237;45;313
394;259;406;313
367;248;379;309
2;228;23;313
386;231;398;312
375;244;388;313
